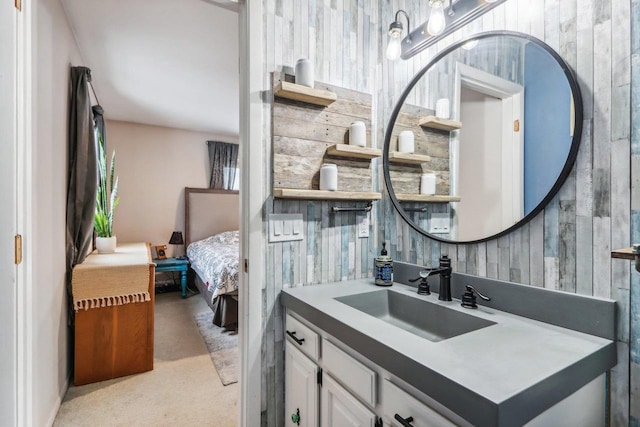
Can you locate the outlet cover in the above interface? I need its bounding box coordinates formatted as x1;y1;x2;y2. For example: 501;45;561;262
429;213;450;234
358;213;370;238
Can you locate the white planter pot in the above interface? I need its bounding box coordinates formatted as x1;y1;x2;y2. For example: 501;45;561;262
96;236;117;254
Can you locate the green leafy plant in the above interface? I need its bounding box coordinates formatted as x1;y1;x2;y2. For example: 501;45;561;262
94;136;119;238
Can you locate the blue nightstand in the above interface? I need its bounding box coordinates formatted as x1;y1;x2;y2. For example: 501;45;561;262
155;257;190;298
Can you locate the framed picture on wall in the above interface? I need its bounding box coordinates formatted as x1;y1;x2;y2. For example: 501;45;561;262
155;245;167;260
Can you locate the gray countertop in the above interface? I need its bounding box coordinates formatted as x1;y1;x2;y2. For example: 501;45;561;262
280;279;616;426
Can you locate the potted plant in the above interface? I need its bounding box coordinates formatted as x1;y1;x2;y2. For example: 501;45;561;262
94;136;119;253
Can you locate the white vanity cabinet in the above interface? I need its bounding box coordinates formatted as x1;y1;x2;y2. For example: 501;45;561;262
285;312;452;427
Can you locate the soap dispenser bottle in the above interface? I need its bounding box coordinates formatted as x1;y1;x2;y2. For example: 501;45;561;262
374;242;393;286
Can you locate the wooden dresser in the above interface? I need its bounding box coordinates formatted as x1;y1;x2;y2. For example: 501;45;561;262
73;243;155;385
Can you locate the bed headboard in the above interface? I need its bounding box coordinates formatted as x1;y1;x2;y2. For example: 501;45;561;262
185;187;240;248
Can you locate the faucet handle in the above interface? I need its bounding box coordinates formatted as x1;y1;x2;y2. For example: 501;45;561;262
461;285;490;309
409;270;431;295
408;270;430;282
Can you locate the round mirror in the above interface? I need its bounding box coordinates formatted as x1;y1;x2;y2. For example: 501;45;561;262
383;31;583;244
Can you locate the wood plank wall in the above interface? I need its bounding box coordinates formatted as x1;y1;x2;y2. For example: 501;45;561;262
380;1;634;425
272;74;375;192
261;1;380;425
260;0;636;425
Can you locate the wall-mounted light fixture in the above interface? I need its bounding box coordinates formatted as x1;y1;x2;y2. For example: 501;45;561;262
386;10;412;61
388;0;509;60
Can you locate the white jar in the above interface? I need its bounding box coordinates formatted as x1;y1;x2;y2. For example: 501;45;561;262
295;58;314;88
397;130;415;153
320;163;338;191
349;121;366;147
435;98;450;119
420;173;436;196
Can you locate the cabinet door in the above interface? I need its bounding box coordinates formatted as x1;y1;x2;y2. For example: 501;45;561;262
285;341;319;427
321;374;377;427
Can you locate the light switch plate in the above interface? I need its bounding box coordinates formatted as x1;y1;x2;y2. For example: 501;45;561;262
269;213;304;242
429;212;450;234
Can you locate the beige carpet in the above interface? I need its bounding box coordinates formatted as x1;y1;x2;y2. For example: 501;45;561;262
193;311;238;386
54;293;238;427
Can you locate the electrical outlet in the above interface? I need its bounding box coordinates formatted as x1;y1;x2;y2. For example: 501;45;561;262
358;213;370;238
429;213;450;234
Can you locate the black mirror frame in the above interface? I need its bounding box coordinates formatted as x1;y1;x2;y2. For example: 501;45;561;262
383;30;584;245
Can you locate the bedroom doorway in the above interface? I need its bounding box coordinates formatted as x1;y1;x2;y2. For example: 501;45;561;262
0;1;19;423
1;1;32;424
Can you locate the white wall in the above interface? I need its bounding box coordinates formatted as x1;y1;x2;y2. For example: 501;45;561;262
31;0;84;425
107;120;238;255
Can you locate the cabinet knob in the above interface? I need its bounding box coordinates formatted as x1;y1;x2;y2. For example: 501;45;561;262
291;408;301;425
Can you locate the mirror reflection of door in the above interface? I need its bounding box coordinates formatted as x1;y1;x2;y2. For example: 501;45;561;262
453;64;524;241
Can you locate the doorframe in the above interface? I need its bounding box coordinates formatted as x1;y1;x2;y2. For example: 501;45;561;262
16;1;34;425
452;62;525;236
238;0;264;425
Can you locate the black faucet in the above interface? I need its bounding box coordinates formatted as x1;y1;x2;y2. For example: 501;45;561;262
424;255;452;301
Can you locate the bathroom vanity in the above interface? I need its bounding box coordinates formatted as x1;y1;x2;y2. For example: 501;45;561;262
281;277;615;426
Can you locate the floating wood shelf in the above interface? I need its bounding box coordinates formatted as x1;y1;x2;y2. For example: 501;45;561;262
396;194;461;203
326;145;381;160
274;188;381;201
612;247;635;260
388;151;432;165
274;81;337;106
419;116;462;131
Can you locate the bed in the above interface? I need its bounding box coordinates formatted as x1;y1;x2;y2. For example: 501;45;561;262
184;187;240;328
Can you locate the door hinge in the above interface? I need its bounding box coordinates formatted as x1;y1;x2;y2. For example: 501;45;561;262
15;235;22;265
375;417;383;427
317;368;322;386
15;0;22;11
244;258;248;273
514;119;520;132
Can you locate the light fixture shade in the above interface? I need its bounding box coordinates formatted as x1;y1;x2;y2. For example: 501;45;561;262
427;0;446;36
169;231;184;245
386;37;402;61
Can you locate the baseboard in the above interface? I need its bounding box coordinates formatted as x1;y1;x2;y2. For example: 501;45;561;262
45;376;69;427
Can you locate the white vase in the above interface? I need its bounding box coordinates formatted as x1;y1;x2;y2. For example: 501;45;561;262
420;173;436;196
295;58;314;87
96;236;117;254
319;163;338;191
398;131;415;153
349;121;366;147
435;98;450;119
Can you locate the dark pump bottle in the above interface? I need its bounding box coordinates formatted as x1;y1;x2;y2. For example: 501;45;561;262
374;243;393;286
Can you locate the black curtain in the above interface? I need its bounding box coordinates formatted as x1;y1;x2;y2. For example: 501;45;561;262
208;141;239;189
92;104;106;149
66;66;98;274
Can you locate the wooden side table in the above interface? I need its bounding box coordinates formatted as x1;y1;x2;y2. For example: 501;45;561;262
74;243;155;385
155;257;190;297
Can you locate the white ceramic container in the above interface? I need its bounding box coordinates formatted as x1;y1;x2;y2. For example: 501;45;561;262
398;130;415;153
295;58;314;88
349;121;366;147
320;163;338;191
420;173;436;196
435;98;450;119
